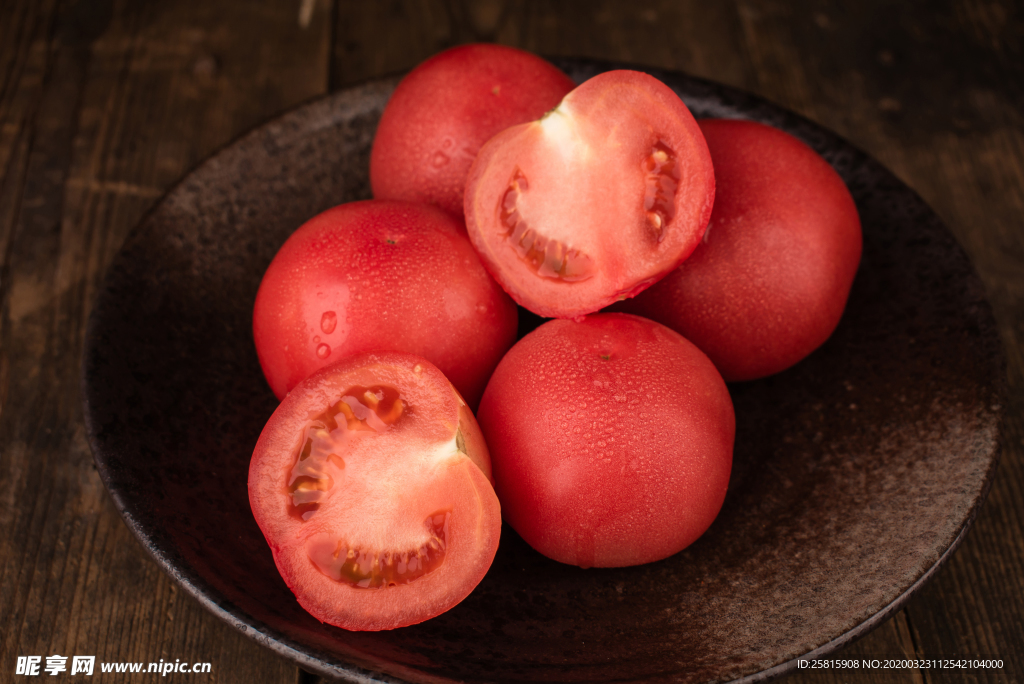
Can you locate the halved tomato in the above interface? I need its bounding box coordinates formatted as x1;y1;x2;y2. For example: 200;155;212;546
476;313;734;568
249;352;501;631
463;70;715;319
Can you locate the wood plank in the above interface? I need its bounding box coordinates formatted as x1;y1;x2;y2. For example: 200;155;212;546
331;0;464;89
1;0;333;681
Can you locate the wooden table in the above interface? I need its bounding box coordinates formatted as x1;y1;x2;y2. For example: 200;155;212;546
2;1;1021;682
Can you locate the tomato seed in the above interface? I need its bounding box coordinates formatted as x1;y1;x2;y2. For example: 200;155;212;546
643;141;680;242
499;168;594;282
287;386;405;521
309;511;451;588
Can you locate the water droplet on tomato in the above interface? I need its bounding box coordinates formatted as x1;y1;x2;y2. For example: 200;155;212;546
321;310;337;334
316;344;331;359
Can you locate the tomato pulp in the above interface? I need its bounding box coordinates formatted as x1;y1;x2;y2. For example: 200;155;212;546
371;44;575;219
464;70;715;319
249;352;501;631
616;119;863;381
476;313;734;568
252;200;518;408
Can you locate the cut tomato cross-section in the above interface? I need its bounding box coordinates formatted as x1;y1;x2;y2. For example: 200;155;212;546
463;70;716;319
249;352;501;631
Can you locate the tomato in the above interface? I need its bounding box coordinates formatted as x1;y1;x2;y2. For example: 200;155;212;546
252;200;518;408
370;44;575;218
476;313;734;568
249;352;501;631
615;119;863;381
463;70;715;319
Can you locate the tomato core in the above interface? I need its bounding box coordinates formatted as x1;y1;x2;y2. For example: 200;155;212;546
307;511;451;589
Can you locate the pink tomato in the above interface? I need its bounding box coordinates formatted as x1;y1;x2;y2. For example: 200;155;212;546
616;119;862;381
476;313;734;568
253;200;518;408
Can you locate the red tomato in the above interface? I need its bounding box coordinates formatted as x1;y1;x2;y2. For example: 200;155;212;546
370;44;575;218
249;352;501;631
463;70;715;319
252;200;518;408
476;313;734;568
616;119;863;381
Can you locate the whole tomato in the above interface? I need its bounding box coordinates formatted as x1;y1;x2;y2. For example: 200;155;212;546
476;313;734;568
463;70;715;319
371;44;575;218
616;119;862;380
253;200;518;408
249;352;501;631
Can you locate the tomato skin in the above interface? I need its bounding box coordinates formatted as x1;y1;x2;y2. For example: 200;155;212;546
249;352;501;631
463;70;716;320
476;313;734;568
370;44;575;218
252;200;518;408
616;119;863;381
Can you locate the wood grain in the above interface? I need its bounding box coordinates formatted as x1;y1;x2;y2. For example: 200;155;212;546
1;0;331;680
1;0;1021;682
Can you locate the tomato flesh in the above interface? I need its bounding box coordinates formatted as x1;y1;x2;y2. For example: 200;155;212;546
287;384;404;521
249;352;501;631
476;313;734;568
464;70;715;319
615;119;863;380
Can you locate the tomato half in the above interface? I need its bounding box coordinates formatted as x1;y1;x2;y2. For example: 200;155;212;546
615;119;863;381
463;70;715;319
371;44;575;218
476;313;734;568
249;352;501;631
252;200;518;408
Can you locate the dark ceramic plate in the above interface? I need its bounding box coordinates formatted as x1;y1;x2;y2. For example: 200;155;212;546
82;59;1004;683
